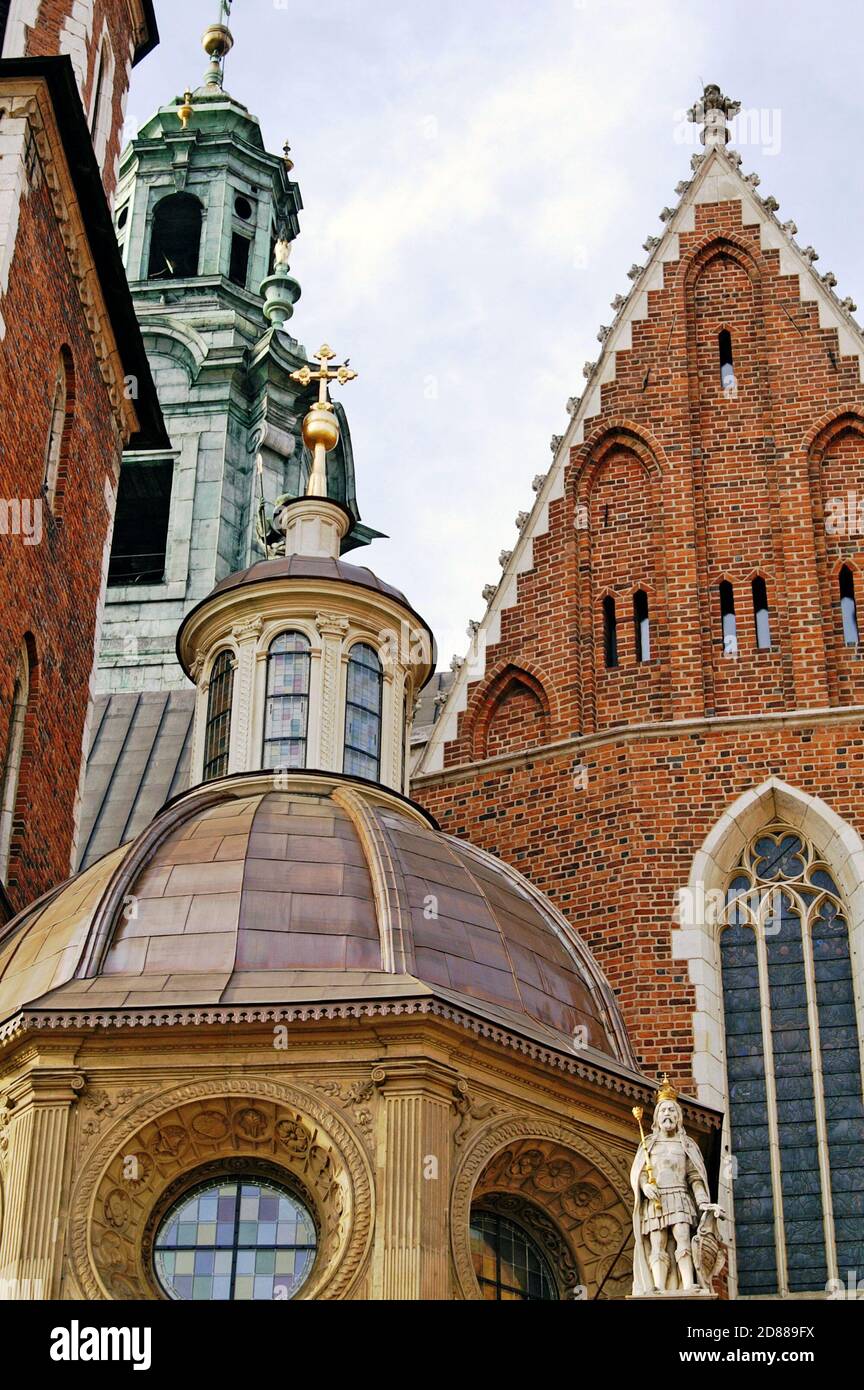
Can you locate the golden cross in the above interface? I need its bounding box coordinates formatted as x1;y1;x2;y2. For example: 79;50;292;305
290;344;357;405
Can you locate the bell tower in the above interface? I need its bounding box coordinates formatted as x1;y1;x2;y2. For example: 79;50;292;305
98;8;380;696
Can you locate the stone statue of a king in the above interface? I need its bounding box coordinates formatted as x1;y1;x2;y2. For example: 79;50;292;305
630;1077;725;1297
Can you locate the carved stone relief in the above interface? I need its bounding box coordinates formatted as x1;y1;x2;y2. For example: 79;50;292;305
67;1077;373;1302
451;1119;633;1301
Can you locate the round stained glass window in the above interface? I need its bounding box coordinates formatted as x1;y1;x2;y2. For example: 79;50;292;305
153;1176;317;1301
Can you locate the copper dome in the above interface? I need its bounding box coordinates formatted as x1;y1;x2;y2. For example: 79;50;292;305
0;775;634;1064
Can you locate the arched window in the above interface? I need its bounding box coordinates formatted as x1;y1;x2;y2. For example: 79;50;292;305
470;1208;559;1301
752;575;772;650
153;1174;317;1301
721;827;864;1295
720;580;738;656
602;595;618;669
202;650;235;783
147;192;203;280
343;643;383;780
88;30;114;170
839;565;859;646
0;643;30;880
263;631;311;771
719;330;736;393
43;347;74;509
633;589;650;663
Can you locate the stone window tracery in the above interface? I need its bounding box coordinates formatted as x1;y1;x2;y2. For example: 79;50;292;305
721;824;864;1295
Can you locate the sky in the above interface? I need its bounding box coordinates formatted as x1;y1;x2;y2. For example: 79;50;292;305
126;0;864;667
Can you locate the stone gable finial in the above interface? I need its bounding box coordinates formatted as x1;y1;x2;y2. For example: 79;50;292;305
687;83;741;150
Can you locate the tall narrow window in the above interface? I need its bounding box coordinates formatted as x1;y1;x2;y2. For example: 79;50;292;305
148;193;203;279
228;232;251;288
752;576;772;650
722;827;864;1295
107;456;174;586
602;596;618;669
839;565;859;646
344;643;383;780
719;330;736;393
43;348;73;510
720;581;738;656
633;590;651;663
202;650;234;783
263;632;311;771
88;33;114;170
0;643;31;879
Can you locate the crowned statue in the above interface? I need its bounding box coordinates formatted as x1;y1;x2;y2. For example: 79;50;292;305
630;1076;725;1297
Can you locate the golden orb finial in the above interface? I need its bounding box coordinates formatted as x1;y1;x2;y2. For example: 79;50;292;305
202;22;233;60
657;1073;678;1104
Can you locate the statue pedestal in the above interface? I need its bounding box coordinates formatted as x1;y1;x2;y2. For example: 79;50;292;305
629;1290;719;1301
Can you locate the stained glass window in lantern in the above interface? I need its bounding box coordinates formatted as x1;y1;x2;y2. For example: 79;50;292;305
154;1176;317;1301
202;650;234;783
343;643;383;781
263;631;311;771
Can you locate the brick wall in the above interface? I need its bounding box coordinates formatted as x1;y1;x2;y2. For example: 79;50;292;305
24;0;138;199
0;130;118;916
415;185;864;1081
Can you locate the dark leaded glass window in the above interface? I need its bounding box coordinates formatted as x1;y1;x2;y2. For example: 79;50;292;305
470;1209;558;1301
721;826;864;1295
154;1176;316;1301
343;643;383;781
263;631;310;771
202;650;234;783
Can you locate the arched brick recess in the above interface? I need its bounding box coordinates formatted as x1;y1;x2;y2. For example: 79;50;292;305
571;424;668;734
806;410;864;706
683;235;791;716
468;662;553;761
462;658;557;762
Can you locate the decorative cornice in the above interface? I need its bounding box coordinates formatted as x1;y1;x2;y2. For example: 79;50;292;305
0;997;720;1129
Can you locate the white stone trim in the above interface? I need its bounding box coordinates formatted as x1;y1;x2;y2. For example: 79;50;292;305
1;0;40;57
58;0;95;101
87;21;115;177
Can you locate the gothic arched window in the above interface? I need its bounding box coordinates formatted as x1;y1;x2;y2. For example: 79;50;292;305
721;826;864;1296
839;565;859;647
43;347;74;509
602;595;618;669
202;650;234;783
719;580;738;656
0;643;31;879
633;589;650;663
263;631;311;771
343;643;383;780
752;575;772;650
148;192;203;279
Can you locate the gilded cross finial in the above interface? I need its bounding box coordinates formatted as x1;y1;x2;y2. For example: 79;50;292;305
290;345;358;498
